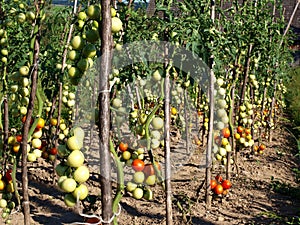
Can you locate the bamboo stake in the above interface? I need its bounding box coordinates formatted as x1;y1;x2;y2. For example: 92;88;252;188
280;0;300;47
99;0;113;224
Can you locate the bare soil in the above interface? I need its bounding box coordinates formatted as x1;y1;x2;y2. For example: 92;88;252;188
3;121;300;225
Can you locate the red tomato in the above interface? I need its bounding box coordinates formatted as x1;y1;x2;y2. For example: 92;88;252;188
222;127;230;138
215;174;223;182
50;147;58;155
5;169;12;182
85;217;101;223
132;159;145;172
16;135;22;143
119;142;128;152
214;184;224;195
221;179;232;190
210;179;217;189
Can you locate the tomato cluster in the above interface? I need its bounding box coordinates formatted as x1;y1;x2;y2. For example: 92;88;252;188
0;169;16;222
117;141;161;201
210;175;232;196
54;127;90;207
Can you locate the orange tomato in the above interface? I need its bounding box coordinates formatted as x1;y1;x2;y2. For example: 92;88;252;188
222;127;230;138
12;143;20;153
259;144;266;151
214;184;224;195
36;118;45;129
119;142;128;152
210;179;217;189
244;128;251;135
237;126;244;134
254;145;259;151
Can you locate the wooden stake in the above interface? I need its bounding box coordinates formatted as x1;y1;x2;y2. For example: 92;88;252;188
99;0;113;224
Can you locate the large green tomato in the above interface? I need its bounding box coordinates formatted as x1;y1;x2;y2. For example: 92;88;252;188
67;150;84;168
82;44;97;58
19;66;29;76
77;58;89;72
67;136;83;151
132;187;144;200
111;17;122;33
61;178;77;193
71;36;84;50
85;30;100;43
72;184;88;200
151;117;164;130
64;193;76;207
73;165;89;183
86;5;101;20
68;67;82;79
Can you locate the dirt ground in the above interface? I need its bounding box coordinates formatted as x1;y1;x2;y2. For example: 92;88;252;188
3;120;300;225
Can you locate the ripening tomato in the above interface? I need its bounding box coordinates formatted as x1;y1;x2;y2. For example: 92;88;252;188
222;127;230;138
215;174;223;182
259;144;266;151
36;118;45;129
16;135;22;143
50;147;58;155
244;128;251;135
143;162;161;177
214;184;224;195
132;159;145;172
119;142;128;152
237;126;243;134
221;179;232;190
210;179;217;189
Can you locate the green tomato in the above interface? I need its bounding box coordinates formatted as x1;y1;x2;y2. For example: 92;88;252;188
71;36;84;50
85;30;100;43
72;184;88;200
64;193;76;207
151;117;164;130
61;178;77;193
145;175;156;186
132;187;144;200
73;165;89;183
86;5;101;20
19;66;29;76
122;151;131;160
77;58;89;72
78;11;87;21
126;181;137;192
0;199;7;208
82;43;97;58
67;150;84;168
133;171;145;184
111;17;122;33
